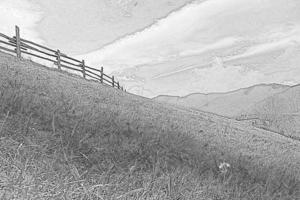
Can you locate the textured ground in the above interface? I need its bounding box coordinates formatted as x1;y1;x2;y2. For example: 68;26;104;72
0;51;299;199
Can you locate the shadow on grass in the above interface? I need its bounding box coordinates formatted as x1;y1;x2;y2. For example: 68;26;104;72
0;61;299;199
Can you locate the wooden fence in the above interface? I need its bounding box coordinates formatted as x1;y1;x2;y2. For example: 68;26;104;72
0;26;125;91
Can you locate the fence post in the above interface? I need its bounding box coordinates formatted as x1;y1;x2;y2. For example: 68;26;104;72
112;76;115;87
56;50;61;70
81;60;86;79
15;26;21;58
100;67;103;83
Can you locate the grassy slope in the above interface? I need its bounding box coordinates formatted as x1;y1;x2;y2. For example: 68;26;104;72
244;85;300;139
0;51;299;199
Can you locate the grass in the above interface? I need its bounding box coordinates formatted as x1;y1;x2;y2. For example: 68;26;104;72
0;51;299;199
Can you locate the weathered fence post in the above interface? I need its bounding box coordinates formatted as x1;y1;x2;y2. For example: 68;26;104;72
112;76;115;87
81;60;86;79
15;26;21;58
117;82;120;89
100;67;103;83
56;50;61;70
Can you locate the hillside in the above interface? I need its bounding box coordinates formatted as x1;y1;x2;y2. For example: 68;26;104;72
0;51;299;199
154;84;290;117
241;84;300;139
251;84;300;114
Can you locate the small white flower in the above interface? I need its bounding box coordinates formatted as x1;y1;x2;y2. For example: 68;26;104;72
219;162;230;174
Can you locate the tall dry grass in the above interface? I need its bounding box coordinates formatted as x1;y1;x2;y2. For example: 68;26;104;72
0;52;299;199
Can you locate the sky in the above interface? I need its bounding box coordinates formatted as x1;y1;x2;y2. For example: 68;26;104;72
0;0;300;97
0;0;43;42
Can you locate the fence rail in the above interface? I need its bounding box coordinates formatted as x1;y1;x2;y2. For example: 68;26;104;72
0;26;125;91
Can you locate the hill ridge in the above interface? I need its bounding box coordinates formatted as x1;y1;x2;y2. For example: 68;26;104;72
154;83;291;99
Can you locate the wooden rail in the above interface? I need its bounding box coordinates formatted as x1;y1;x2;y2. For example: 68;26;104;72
0;26;125;91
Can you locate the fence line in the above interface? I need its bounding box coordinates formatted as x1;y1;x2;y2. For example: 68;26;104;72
0;26;126;91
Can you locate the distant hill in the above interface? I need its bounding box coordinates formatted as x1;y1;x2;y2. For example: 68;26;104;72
248;84;300;115
154;84;290;117
243;84;300;139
